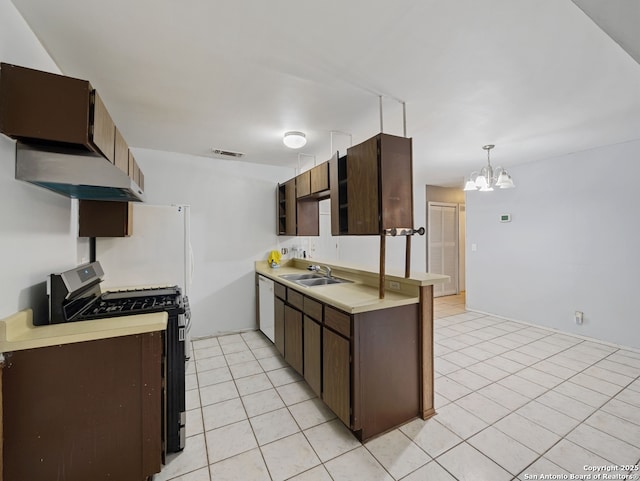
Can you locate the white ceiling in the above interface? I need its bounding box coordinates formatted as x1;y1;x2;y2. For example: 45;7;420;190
9;0;640;186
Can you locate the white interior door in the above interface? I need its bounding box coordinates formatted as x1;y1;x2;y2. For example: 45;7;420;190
428;202;458;297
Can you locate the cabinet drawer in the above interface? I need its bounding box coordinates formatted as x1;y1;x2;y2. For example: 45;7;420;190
288;289;304;310
325;306;350;338
303;297;323;322
274;282;286;301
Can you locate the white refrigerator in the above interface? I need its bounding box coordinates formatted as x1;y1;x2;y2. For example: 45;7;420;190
95;203;193;296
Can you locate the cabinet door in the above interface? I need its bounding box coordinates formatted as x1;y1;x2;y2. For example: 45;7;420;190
0;63;91;146
274;297;285;356
379;134;413;230
284;305;303;375
310;161;329;194
91;90;116;162
303;316;321;396
323;328;350;426
114;127;129;174
284;179;297;235
78;200;132;237
296;170;311;198
346;135;379;234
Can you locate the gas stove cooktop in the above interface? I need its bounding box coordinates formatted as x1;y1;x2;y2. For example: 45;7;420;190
81;286;183;320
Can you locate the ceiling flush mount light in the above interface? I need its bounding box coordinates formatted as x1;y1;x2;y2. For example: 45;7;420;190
283;131;307;149
464;144;515;192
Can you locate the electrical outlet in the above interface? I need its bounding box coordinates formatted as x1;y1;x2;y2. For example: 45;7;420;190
574;311;584;325
389;281;401;290
281;248;288;255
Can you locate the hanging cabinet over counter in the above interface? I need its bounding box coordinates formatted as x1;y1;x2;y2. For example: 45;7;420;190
331;133;413;236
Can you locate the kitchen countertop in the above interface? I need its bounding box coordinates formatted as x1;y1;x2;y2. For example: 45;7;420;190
0;309;168;353
256;258;448;314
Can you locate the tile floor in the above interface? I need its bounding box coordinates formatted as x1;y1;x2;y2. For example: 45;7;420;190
155;293;640;481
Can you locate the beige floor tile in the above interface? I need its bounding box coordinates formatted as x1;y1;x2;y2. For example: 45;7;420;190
266;366;303;387
261;433;321;481
251;345;279;359
205;420;257;464
155;433;208;481
276;380;316;405
544;439;610;475
324;446;393;481
554;380;611;407
484;355;526;374
209;448;270;481
466;361;509;381
192;337;219;350
570;372;624;396
436;442;511;481
364;428;430;479
477;382;530;411
497;374;548;399
567;423;640;466
220;341;250;355
235;372;273;396
583;365;636;386
185;387;201;410
217;333;244;345
245;337;273;350
186;407;204;437
400;461;457;481
515;367;563;388
250;407;300;445
224;350;256;366
288;397;336;430
434;402;488;439
455;392;510;423
400;418;463;458
165;467;211;481
615;387;640;408
304;418;361;462
535;390;596;421
258;355;288;371
199;380;239;407
229;360;263;379
241;388;285;417
518;457;570;480
516;400;581;436
202;397;246;431
493;412;560;454
435;376;472;401
196;366;232;387
193;345;223;359
585;410;640;448
195;355;227;373
601;398;640;425
447;368;492;390
468;426;538;475
288;465;333;481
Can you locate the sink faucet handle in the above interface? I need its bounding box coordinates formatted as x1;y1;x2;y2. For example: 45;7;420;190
308;265;320;271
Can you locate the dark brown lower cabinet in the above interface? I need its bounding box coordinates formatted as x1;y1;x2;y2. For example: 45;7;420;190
2;332;163;481
284;305;303;375
262;278;428;442
322;327;351;427
303;316;322;396
274;297;285;356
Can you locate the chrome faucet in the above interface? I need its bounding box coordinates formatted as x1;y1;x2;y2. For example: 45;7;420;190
308;264;332;278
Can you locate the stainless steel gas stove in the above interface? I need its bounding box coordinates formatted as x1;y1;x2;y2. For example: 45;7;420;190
43;261;190;455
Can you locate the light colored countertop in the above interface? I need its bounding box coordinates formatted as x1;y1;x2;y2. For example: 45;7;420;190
256;258;448;314
0;309;168;353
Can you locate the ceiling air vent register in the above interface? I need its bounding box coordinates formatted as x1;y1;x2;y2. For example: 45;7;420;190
211;148;245;159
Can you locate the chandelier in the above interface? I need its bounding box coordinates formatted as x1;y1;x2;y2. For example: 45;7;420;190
464;144;515;191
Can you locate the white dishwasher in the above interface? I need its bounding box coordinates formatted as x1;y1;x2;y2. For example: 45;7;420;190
258;275;275;342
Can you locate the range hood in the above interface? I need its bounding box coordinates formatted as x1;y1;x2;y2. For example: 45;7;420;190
15;142;145;202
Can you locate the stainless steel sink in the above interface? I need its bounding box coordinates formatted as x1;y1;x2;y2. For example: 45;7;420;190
279;273;323;281
279;273;352;287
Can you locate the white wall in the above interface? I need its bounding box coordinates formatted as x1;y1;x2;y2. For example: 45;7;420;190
466;139;640;349
0;0;88;323
132;148;294;338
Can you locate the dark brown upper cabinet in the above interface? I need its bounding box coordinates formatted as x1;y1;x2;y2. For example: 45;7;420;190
0;63;113;159
0;63;144;195
331;133;413;236
277;178;319;236
310;160;330;196
296;170;311;198
79;200;133;237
